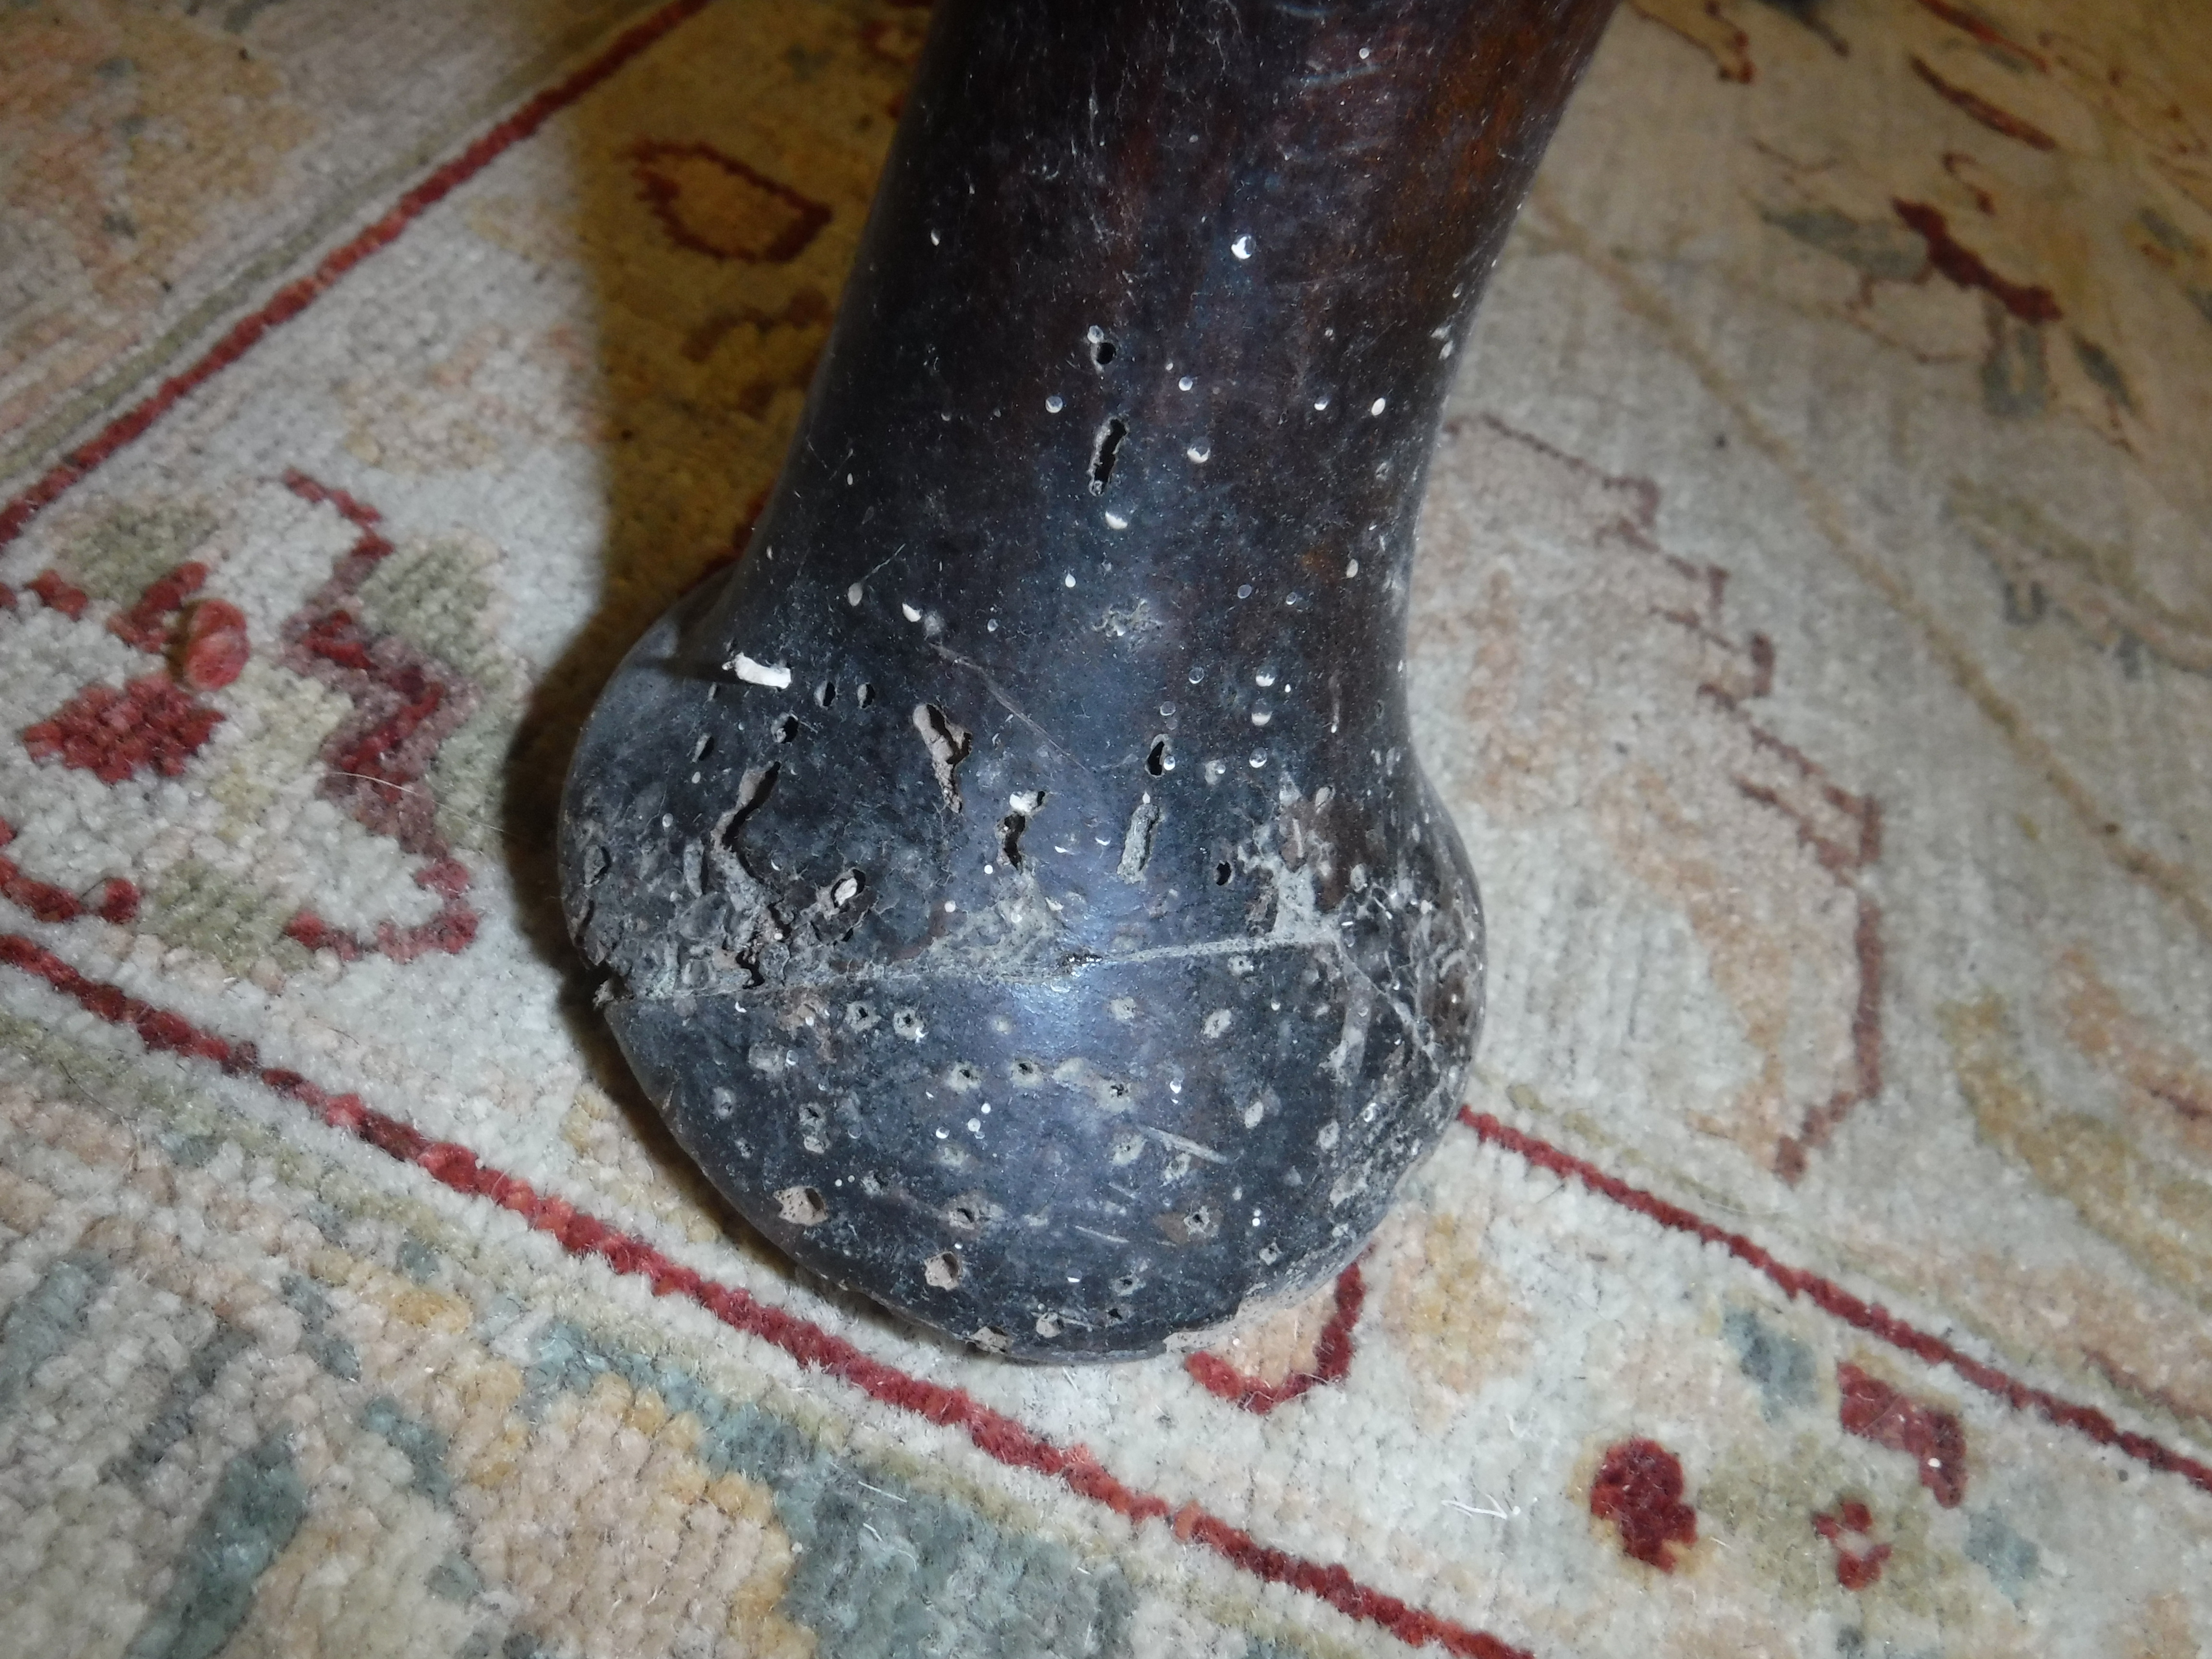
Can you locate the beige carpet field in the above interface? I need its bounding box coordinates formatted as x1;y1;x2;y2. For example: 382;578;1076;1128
2;1;2209;1654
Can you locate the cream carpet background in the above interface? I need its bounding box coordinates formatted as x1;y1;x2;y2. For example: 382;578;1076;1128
2;1;2209;1655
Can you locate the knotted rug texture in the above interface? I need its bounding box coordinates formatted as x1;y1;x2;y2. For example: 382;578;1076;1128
3;1;2210;1655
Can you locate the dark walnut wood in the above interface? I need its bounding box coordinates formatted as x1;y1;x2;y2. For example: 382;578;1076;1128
561;0;1619;1358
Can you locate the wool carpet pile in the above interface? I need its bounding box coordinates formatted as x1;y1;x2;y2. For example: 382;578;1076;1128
3;1;2209;1654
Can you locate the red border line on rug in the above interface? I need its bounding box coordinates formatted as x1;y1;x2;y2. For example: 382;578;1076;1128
0;932;1532;1659
1186;1260;1366;1413
1459;1107;2212;1497
0;0;713;551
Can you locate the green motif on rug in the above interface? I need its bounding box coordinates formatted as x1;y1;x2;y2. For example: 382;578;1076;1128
123;1434;309;1659
526;1321;1145;1659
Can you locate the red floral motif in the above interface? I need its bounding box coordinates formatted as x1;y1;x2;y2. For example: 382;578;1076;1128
1838;1362;1968;1506
631;140;831;264
108;561;208;649
104;561;251;691
9;476;481;966
1441;417;1884;1181
1908;56;2057;152
1590;1438;1697;1570
273;472;479;961
284;855;477;964
21;557;248;788
26;569;88;618
1813;1499;1894;1589
0;821;142;927
23;675;222;784
1184;1262;1365;1413
0;820;87;924
1893;199;2063;323
93;877;141;925
179;599;249;691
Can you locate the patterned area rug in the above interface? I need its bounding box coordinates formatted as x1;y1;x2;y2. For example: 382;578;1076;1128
4;1;2210;1655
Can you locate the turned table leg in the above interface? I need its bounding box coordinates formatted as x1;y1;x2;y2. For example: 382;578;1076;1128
561;0;1617;1359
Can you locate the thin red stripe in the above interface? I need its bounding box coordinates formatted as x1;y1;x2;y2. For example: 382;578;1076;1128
1459;1107;2212;1496
1185;1261;1366;1413
0;927;1530;1659
0;0;714;550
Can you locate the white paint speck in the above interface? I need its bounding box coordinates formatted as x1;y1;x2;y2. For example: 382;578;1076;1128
1087;324;1105;342
1231;234;1254;259
1250;751;1268;768
1346;559;1360;577
1186;444;1210;463
729;653;792;688
1251;705;1272;727
930;229;941;245
1064;573;1077;588
1254;669;1275;686
1314;397;1329;411
1440;340;1454;359
1370;397;1387;415
1104;511;1129;529
944;900;957;913
1188;665;1206;683
902;602;922;622
847;583;864;605
1178;375;1195;391
1236;582;1253;599
1358;45;1371;59
1046;394;1064;413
